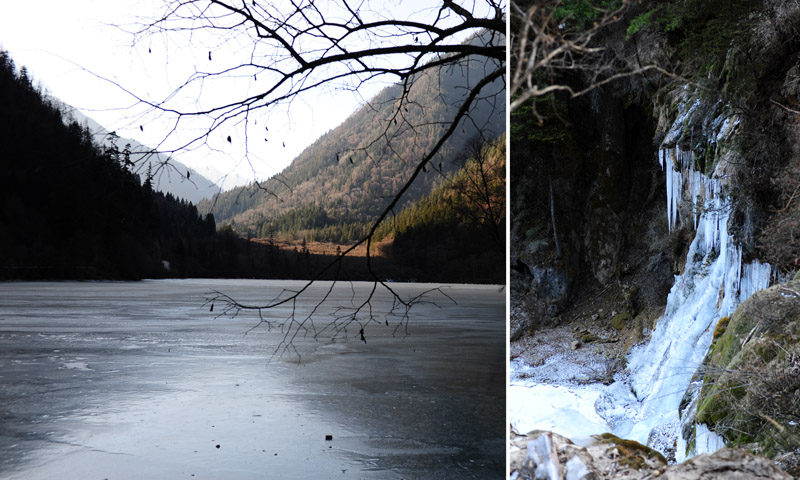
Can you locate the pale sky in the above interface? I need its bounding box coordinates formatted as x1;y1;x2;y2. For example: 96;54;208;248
0;0;496;187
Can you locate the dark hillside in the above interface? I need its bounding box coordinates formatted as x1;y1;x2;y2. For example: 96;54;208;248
0;50;252;279
375;136;505;284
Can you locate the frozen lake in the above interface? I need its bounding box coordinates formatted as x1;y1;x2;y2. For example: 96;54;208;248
0;279;505;479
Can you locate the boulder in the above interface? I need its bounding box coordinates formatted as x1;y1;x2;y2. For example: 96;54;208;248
695;280;800;463
510;430;666;480
661;448;792;480
511;431;792;480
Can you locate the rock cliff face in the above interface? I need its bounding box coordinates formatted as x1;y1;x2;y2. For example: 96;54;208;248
511;79;671;336
512;0;800;475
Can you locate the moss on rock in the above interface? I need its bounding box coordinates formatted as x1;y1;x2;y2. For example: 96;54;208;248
611;311;633;330
592;433;668;468
695;280;800;466
580;333;600;344
712;315;730;344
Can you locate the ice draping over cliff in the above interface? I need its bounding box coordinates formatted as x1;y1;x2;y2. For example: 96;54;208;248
623;136;771;460
510;92;774;463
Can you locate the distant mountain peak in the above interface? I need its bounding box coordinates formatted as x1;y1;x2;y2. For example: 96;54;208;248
57;103;229;204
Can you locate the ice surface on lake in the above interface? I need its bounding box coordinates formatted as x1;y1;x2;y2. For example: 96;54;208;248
0;280;506;480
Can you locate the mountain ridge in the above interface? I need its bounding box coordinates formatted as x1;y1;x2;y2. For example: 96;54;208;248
60;104;234;204
200;30;505;242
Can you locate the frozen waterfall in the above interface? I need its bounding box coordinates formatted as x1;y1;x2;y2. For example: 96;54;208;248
617;145;772;460
509;97;775;465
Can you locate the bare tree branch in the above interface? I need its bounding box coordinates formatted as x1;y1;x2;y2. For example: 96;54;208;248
122;0;505;358
510;0;672;121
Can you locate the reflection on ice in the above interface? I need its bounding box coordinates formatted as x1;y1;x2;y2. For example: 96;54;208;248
0;280;504;479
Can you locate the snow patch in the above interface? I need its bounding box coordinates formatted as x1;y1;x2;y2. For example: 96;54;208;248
509;383;609;442
61;361;91;370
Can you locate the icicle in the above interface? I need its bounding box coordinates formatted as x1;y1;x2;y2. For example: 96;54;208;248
665;148;685;233
665;150;673;232
622;103;773;457
526;435;561;480
695;424;726;456
740;260;772;303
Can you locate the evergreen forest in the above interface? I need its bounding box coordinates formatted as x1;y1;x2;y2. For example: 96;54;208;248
0;49;505;284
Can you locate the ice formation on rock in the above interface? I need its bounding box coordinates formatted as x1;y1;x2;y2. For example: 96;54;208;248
509;94;773;466
526;434;561;480
621;109;772;460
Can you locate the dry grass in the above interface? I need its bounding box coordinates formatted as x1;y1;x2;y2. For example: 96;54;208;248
250;237;394;258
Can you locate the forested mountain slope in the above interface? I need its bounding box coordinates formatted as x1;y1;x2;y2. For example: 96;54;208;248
0;50;242;279
251;135;506;284
199;31;505;242
62;106;225;204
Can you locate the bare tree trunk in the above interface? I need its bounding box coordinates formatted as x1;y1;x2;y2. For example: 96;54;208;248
549;178;561;259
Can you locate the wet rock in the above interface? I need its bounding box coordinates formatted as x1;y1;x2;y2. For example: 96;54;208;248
511;431;791;480
661;448;792;479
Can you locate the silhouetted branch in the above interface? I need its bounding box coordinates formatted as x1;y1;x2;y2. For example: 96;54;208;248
132;1;506;358
510;0;671;121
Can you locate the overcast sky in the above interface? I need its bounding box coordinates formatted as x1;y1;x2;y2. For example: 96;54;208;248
0;1;495;188
0;0;385;186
